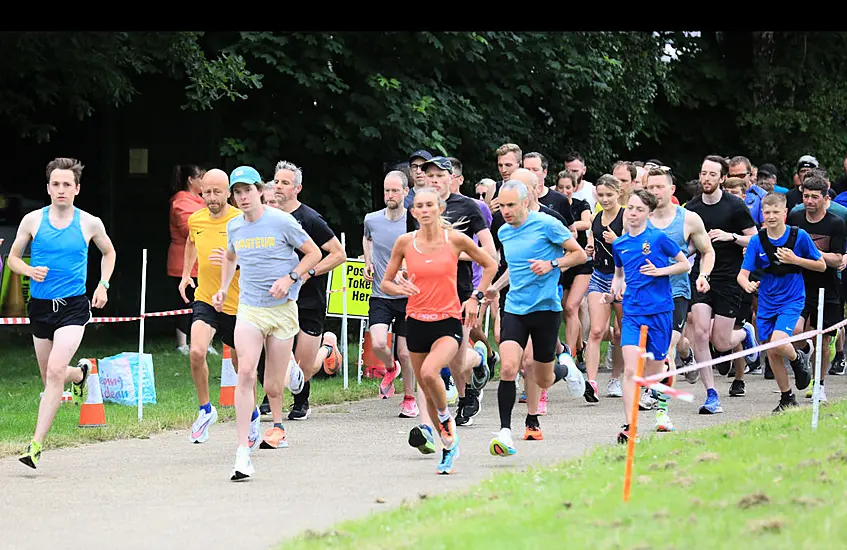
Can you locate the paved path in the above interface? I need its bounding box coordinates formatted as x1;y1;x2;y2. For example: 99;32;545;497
2;371;841;550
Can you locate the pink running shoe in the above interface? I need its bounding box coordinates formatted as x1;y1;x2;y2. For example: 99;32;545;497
379;360;399;399
538;390;548;416
399;395;419;418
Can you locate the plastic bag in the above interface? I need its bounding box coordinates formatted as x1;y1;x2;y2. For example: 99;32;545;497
97;352;157;406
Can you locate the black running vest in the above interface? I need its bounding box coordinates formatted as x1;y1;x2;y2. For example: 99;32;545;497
759;226;801;276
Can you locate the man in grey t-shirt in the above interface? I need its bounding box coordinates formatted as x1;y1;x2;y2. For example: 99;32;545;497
363;170;419;419
213;165;321;482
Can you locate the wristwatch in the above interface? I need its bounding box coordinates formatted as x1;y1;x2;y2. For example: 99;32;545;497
308;268;316;278
731;233;738;242
289;271;299;282
700;273;711;282
550;258;560;268
472;290;484;301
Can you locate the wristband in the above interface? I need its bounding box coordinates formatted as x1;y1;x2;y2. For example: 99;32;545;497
99;280;110;290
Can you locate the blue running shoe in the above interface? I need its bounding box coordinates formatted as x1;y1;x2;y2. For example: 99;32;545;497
437;435;460;474
699;388;723;414
741;322;759;364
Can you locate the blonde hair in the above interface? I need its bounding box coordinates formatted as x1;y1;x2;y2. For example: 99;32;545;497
595;174;621;193
413;187;463;230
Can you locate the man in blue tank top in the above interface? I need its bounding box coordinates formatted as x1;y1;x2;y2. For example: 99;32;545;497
8;157;117;469
605;189;691;444
645;168;715;430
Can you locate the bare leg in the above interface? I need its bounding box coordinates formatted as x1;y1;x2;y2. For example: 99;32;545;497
395;336;415;397
233;321;263;448
189;320;216;405
586;292;612;381
32;326;86;444
565;275;590;354
621;345;665;425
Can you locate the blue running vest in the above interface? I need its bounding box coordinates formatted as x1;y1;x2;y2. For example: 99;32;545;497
30;207;88;300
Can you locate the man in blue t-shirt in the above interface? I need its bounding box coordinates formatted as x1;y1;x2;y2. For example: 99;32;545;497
484;179;586;457
738;192;825;413
605;189;690;444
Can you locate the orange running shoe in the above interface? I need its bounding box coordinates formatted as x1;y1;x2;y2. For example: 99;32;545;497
321;332;343;376
260;426;289;449
523;425;543;441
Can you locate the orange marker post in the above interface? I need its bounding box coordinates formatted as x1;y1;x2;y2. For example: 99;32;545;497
623;325;648;502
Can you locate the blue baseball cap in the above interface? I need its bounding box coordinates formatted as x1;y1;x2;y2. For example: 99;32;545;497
421;156;452;172
229;166;262;188
409;150;432;163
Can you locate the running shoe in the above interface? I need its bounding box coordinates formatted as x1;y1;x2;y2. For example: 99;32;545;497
399;395;419;418
741;322;759;364
557;352;586;397
576;341;586;372
490;428;517;456
230;446;254;481
471;341;491;391
818;385;828;402
288;400;311;421
616;424;632;444
322;332;343;375
828;355;845;375
655;410;674;432
437;436;460;475
18;440;42;469
408;424;436;454
287;359;305;395
189;406;219;443
729;379;746;397
584;379;600;403
71;359;90;406
438;416;457;448
462;387;482;420
523;425;543;441
260;426;289;449
606;378;622;397
443;372;458;405
176;344;190;356
518;389;527;403
379;361;399;399
538;390;548;416
773;393;799;413
791;344;813;390
248;407;262;453
639;388;657;411
699;388;723;414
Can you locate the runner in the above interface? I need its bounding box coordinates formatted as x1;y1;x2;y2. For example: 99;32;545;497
363;170;419;418
406;156;496;427
685;155;759;414
606;189;691;443
486;179;586;455
487;143;523;213
380;186;497;474
645;167;714;430
585;175;626;402
179;169;245;444
273;160;347;423
566;152;597;211
213;165;321;480
13;157;117;469
737;192;822;412
787;176;846;402
405;150;433;209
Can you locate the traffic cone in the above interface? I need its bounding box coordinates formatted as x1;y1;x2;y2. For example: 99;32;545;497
219;344;236;407
362;332;391;379
78;359;107;428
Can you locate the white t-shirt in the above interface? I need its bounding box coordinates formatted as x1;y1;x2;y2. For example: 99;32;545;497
572;181;597;211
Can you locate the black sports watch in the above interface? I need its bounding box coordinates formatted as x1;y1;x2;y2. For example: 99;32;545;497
700;273;711;282
472;290;484;301
289;271;299;282
308;268;316;278
550;258;560;268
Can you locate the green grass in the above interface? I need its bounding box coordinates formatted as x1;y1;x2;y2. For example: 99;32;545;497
282;400;847;550
0;332;382;458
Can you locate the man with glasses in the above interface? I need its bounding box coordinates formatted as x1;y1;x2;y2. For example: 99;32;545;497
728;156;765;225
405;150;433;209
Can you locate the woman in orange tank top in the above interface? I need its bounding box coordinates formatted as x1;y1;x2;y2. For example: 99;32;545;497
381;187;496;475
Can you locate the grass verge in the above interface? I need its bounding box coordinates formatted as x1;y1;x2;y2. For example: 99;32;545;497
282;399;847;550
0;334;382;458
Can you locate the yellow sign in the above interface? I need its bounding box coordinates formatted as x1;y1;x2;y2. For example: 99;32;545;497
0;255;30;314
326;259;372;319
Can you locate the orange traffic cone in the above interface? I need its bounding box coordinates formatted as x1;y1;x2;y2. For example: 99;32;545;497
362;332;392;379
219;344;236;407
78;359;107;428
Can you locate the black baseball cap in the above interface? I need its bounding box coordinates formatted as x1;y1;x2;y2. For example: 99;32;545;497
409;150;432;163
758;163;778;177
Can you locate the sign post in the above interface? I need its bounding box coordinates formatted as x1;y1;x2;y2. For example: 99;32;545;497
325;255;373;387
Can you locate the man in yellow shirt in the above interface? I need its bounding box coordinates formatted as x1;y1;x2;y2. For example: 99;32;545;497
179;168;247;445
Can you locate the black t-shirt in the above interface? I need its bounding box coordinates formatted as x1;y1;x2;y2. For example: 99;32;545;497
685;191;755;281
570;198;590;248
538;188;574;227
290;203;336;310
786;210;846;304
787;186;836;211
491;205;567;283
407;193;487;296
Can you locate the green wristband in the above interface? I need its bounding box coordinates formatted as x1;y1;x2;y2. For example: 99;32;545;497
99;280;110;290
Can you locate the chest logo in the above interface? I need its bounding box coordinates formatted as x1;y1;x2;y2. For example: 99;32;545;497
642;241;651;256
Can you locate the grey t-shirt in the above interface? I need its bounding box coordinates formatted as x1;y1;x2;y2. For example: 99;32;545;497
226;206;310;308
364;208;407;299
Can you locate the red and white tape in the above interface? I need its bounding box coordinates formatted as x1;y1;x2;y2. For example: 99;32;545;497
0;308;193;325
634;376;694;402
327;287;348;294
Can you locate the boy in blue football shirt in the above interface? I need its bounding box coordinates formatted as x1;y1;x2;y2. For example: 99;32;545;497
737;192;824;412
605;189;691;443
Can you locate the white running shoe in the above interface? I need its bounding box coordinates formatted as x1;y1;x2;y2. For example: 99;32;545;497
248;407;261;453
176;344;190;356
639;388;658;410
207;345;219;356
445;375;458;405
558;353;586;398
287;358;305;395
230;446;254;481
607;378;623;397
189;406;218;444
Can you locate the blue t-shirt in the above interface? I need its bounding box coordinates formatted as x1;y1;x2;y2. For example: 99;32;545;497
498;210;570;315
226;206;310;308
612;225;684;316
744;192;763;225
741;226;821;317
